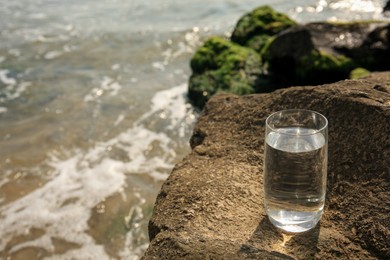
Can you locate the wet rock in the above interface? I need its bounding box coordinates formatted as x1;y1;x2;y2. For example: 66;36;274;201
265;22;390;86
359;24;390;69
188;36;263;109
143;72;390;259
384;1;390;14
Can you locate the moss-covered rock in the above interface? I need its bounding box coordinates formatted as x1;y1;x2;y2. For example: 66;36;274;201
231;5;296;52
188;36;262;109
264;22;390;86
187;6;298;108
188;6;390;110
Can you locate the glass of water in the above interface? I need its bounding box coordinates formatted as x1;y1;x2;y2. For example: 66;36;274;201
264;109;328;233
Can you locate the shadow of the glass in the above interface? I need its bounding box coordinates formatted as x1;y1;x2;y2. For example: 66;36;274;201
238;216;321;259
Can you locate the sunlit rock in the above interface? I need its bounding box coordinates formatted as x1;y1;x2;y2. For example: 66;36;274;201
144;72;390;259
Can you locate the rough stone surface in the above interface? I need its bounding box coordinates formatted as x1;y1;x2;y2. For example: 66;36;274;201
143;72;390;259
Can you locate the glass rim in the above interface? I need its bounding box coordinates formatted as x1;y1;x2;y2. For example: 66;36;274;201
265;109;328;136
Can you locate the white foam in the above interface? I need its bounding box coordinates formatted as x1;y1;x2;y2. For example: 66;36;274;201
0;83;196;258
152;62;165;71
119;205;149;260
1;82;31;102
112;64;121;70
101;76;122;96
44;51;63;60
84;87;104;102
138;84;195;137
0;70;31;104
114;114;125;126
0;107;7;114
0;155;126;252
0;70;17;86
84;76;122;102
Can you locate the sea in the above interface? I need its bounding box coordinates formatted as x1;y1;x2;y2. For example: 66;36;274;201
0;0;388;259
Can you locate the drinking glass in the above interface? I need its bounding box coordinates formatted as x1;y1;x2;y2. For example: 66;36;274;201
264;109;328;233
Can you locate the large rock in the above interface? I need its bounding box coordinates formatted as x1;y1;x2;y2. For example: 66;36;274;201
143;72;390;259
265;22;390;86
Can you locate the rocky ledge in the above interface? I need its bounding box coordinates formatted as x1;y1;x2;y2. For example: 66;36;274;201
143;72;390;259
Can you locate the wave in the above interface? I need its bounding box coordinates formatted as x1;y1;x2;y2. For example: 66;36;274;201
0;83;196;259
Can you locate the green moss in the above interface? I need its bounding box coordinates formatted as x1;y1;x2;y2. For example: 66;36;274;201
191;36;257;73
349;67;371;79
190;37;229;73
245;34;274;54
296;50;357;84
259;36;276;60
189;36;262;108
231;5;296;49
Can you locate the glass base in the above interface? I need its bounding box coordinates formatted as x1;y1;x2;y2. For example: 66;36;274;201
267;210;322;233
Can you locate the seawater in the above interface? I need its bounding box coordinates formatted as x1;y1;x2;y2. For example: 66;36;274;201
264;128;327;233
0;0;388;258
